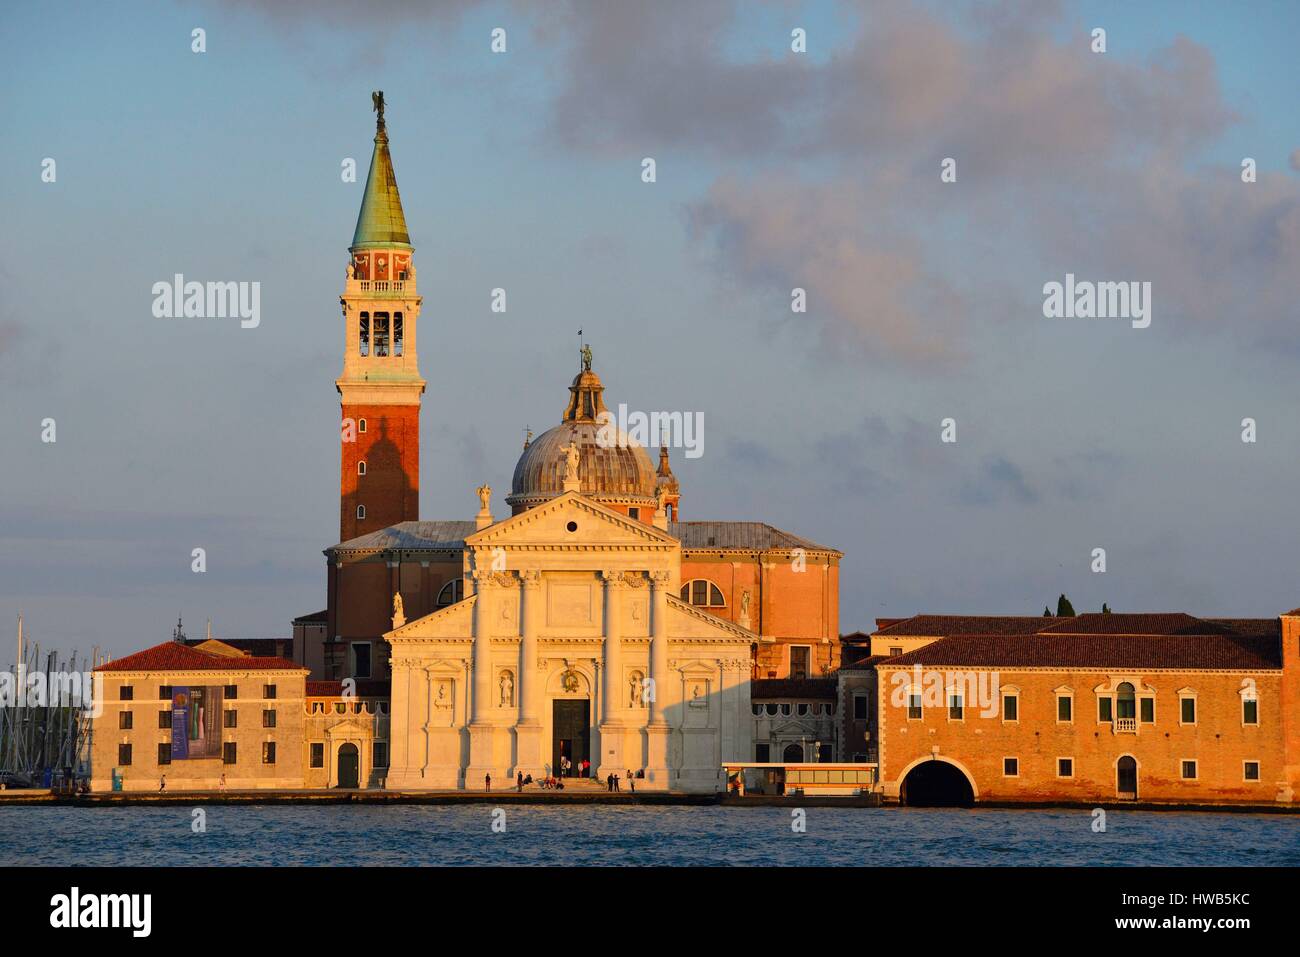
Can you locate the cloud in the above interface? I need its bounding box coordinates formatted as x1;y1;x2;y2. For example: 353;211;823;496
545;1;1300;362
960;455;1039;506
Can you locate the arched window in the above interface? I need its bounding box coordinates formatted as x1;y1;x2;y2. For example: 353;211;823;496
1116;682;1136;720
356;504;366;520
357;461;366;476
680;579;725;607
782;743;804;763
436;578;464;608
358;418;367;434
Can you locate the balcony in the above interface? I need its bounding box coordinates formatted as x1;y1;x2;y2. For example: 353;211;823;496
1114;716;1137;734
346;279;411;297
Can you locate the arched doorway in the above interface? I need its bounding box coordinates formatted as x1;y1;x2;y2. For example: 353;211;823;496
337;743;360;789
901;759;975;807
782;743;804;763
1117;755;1138;798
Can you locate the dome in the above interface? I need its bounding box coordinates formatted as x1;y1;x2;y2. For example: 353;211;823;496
507;363;658;512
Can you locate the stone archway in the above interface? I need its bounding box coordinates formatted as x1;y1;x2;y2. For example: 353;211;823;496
900;758;976;807
782;743;804;763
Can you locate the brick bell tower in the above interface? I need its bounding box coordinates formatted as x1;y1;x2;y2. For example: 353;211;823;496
338;91;425;542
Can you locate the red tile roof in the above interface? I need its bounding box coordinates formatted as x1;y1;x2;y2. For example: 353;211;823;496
1038;613;1228;636
877;633;1280;671
875;615;1048;637
96;641;302;673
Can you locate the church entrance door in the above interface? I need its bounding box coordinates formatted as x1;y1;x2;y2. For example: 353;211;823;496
552;700;590;777
337;743;360;788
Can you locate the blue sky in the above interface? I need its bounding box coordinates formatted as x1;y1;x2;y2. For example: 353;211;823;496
2;0;1298;657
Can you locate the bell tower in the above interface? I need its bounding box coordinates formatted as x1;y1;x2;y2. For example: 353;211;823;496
338;92;425;542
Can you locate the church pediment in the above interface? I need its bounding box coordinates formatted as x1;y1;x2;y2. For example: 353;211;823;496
667;595;755;643
385;594;476;642
465;492;678;551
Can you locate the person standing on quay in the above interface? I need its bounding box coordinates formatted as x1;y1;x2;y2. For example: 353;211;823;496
485;773;491;791
517;771;524;792
158;774;166;793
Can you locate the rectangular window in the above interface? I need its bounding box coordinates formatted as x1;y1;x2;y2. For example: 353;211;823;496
119;686;134;701
948;693;963;720
1181;760;1197;780
907;693;922;720
359;312;370;356
1003;757;1019;777
159;685;172;700
310;743;325;768
889;647;903;656
352;642;372;680
224;709;237;729
1057;758;1073;778
1002;695;1018;721
853;695;868;720
118;744;132;766
262;742;276;765
224;684;237;699
263;684;277;700
1140;698;1155;723
373;742;389;768
1057;695;1072;722
157;743;171;766
1243;698;1258;725
755;743;770;763
392;312;403;356
119;711;133;730
158;709;171;729
1180;698;1196;724
790;646;810;680
818;743;832;763
627;507;639;520
262;709;276;729
1098;697;1113;722
223;742;237;765
1244;761;1260;782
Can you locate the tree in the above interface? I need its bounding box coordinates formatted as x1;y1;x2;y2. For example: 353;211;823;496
1056;594;1076;617
1042;606;1053;617
1101;603;1111;614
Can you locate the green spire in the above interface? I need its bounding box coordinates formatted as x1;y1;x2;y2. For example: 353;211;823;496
351;92;411;250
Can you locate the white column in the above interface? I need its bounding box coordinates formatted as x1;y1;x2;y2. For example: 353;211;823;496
645;571;672;789
600;570;625;727
467;570;501;788
515;570;543;776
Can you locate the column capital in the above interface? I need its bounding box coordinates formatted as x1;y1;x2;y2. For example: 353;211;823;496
650;570;672;586
601;569;629;588
520;569;542;589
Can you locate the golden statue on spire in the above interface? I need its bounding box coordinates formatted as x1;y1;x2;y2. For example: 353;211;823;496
372;90;386;126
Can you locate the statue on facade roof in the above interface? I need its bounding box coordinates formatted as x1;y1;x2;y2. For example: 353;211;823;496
580;343;592;372
392;591;406;629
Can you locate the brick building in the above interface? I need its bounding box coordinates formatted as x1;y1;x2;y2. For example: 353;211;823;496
867;611;1300;806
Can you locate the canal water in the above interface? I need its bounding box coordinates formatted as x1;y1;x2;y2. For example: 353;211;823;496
0;805;1294;866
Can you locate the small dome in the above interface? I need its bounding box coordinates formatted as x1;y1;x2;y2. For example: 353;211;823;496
507;362;658;511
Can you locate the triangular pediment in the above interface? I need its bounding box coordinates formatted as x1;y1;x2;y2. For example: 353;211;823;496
465;492;678;550
384;594;476;642
667;595;755;642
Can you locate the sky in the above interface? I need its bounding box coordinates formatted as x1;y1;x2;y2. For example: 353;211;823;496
1;0;1298;659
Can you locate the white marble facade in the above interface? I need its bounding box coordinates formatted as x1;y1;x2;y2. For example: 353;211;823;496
383;492;753;792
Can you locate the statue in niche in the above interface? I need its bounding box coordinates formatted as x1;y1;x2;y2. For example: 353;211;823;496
740;590;751;618
629;673;645;709
499;672;514;707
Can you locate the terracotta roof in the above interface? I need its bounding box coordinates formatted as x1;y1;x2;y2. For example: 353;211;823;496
840;654;886;672
1038;613;1229;636
877;633;1280;671
752;678;838;699
875;615;1047;637
184;637;292;657
293;609;328;624
1209;618;1283;637
96;641;302;673
670;521;839;554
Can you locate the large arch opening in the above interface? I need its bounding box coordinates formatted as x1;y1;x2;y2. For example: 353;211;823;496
900;759;975;807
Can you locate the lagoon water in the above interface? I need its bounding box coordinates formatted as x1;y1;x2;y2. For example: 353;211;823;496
0;805;1294;866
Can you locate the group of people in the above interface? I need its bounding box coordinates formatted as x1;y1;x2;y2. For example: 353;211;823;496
557;756;591;778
